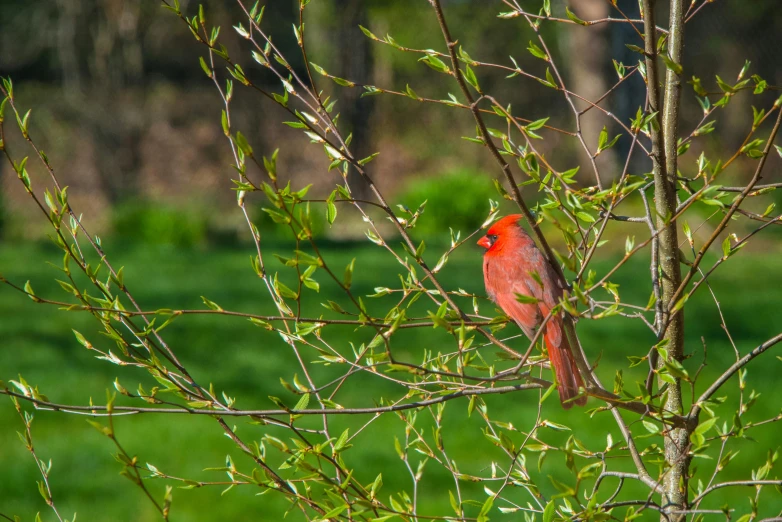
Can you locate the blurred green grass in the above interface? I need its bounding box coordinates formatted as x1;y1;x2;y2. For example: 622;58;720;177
1;239;781;520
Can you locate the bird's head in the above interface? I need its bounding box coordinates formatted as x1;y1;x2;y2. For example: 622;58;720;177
477;214;524;253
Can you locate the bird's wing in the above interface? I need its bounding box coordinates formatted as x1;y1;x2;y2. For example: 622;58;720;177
519;249;563;348
495;286;541;340
486;257;542;340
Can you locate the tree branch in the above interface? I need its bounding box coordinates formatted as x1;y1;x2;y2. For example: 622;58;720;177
669;106;782;309
692;480;782;504
691;332;782;418
2;384;543;417
428;0;562;281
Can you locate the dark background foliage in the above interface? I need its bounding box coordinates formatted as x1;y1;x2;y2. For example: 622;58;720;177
1;0;781;243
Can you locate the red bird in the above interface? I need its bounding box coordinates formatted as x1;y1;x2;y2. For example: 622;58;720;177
478;214;586;409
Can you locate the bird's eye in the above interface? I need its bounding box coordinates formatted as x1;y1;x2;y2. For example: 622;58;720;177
488;234;498;242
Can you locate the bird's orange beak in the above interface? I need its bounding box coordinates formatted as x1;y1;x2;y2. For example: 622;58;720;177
477;236;492;249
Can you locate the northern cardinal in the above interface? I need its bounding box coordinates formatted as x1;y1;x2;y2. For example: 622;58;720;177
478;214;586;408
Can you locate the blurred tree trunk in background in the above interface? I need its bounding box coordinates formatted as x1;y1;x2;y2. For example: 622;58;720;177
52;0;148;205
56;0;82;97
337;0;374;199
564;0;619;182
83;0;146;205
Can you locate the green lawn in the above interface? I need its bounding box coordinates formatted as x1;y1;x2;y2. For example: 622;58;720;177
1;239;781;521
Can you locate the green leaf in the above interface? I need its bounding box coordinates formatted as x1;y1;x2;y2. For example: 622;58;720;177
445;491;461;517
358;25;378;40
309;62;327;76
11;106;31;140
293;393;310;411
24;280;37;301
752;106;765;128
689;76;707;96
274;275;298;299
427;311;452;331
462;65;479;90
361;86;382;98
663;359;689;380
433;252;449;273
661;54;683;75
515;293;539;304
597;126;621;152
201;296;223;311
548;475;575;496
625;43;644;55
613;59;626;79
478;495;494;521
536;68;557;89
73;330;91;349
543;500;556;522
546;68;557;88
738;59;751;81
0;96;8;124
294;250;321;266
620;236;634;256
716;75;735;93
670;293;689;314
526;117;549;131
326;190;337;225
358;152;379;166
324;144;343;160
263;149;279;180
333;428;350;453
221;110;230;136
331;76;355;87
344;258;355;289
252;51;268;66
565;7;588;25
199;56;212;78
542;420;571;431
642;420;660;434
320;504;347;520
693;120;716;136
527;41;548;61
273;53;289;68
283;120;307;129
694;416;717;436
740;138;764;154
235;132;253;156
418;54;450;74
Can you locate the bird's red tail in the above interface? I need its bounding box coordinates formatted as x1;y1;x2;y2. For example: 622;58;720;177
545;328;587;409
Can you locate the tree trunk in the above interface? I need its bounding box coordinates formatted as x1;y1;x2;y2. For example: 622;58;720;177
659;0;688;515
642;0;688;517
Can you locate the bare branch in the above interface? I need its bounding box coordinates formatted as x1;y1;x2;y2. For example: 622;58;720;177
691;331;782;418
